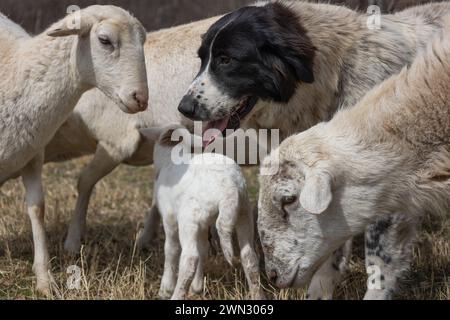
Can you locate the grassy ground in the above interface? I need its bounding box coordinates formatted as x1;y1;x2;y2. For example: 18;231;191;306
0;157;448;300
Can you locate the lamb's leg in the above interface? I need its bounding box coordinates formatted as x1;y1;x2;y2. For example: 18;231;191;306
189;231;209;296
364;214;416;300
21;153;54;296
159;220;181;299
64;144;120;253
235;206;266;300
307;240;352;300
136;203;161;251
171;222;203;300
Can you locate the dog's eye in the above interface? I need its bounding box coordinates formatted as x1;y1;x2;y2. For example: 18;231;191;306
98;36;112;46
218;55;231;65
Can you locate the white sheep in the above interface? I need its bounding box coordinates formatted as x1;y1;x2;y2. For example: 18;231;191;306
257;22;450;299
43;18;218;253
140;125;266;300
0;6;148;295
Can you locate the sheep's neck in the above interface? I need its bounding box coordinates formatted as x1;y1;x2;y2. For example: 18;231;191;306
0;35;88;171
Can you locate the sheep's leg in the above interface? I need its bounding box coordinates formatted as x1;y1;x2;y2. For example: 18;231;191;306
364;214;416;300
236;207;266;300
171;222;203;300
189;231;208;296
136;203;161;251
21;153;54;296
159;220;181;299
307;240;352;300
64;144;120;253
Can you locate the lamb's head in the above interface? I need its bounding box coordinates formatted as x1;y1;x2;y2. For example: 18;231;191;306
258;127;374;289
139;124;199;172
47;5;148;114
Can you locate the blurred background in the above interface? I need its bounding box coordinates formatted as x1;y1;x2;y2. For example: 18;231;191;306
0;0;443;34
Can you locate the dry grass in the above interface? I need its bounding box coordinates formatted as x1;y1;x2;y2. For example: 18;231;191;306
0;158;448;300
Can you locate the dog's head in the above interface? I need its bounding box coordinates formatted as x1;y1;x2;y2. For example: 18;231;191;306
178;2;316;146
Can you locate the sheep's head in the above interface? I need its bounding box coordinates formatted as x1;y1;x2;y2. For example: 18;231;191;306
47;5;148;114
258;127;371;289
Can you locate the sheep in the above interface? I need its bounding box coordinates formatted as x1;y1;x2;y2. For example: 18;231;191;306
257;21;450;299
43;17;218;254
43;1;450;300
139;125;266;300
0;6;148;295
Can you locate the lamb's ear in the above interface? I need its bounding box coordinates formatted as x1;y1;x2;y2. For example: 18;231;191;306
47;12;94;37
300;172;333;215
139;127;164;142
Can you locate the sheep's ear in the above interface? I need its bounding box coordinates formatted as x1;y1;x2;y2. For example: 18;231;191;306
139;128;164;142
300;172;333;215
47;13;94;37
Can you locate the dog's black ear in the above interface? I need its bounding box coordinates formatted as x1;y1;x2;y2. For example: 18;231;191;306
260;52;300;102
262;3;316;85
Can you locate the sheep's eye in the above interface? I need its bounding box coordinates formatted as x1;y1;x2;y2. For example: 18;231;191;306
98;36;112;46
281;195;297;206
218;55;231;65
281;196;297;220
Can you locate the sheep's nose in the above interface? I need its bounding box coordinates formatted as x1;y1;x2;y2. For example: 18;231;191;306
178;94;198;119
268;270;278;283
133;89;148;111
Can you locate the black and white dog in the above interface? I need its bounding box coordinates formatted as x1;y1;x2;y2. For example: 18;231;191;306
178;1;450;299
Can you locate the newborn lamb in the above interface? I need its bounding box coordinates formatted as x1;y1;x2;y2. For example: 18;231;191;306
140;125;266;300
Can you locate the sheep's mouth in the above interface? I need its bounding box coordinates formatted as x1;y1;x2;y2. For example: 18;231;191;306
113;94;144;114
202;96;258;147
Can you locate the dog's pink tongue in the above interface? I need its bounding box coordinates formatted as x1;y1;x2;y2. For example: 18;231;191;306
202;117;230;148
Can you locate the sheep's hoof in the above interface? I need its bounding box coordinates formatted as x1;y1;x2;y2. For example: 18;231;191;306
250;289;267;300
170;292;187;301
35;272;61;298
189;284;204;296
136;230;158;252
158;287;174;300
36;281;52;297
64;238;82;255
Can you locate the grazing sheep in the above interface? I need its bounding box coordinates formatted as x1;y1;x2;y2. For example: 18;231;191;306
139;125;265;300
258;22;450;299
0;6;148;295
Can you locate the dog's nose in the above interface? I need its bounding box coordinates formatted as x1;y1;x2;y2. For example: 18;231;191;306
178;94;198;118
268;270;278;283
